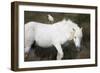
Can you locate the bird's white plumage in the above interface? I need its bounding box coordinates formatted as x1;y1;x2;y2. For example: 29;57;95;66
48;14;54;22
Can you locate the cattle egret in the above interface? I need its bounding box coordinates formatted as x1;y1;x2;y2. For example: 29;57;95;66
48;14;54;22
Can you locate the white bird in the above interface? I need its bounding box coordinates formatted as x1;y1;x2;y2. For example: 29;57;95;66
48;14;54;22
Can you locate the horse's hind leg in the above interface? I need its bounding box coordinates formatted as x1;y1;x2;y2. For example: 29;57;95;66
25;37;35;58
25;23;35;59
24;41;34;59
53;43;63;60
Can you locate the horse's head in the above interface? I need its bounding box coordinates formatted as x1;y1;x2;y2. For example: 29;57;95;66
58;19;83;51
73;27;83;51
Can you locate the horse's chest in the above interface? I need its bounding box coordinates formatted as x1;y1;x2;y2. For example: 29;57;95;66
56;30;74;44
58;34;68;44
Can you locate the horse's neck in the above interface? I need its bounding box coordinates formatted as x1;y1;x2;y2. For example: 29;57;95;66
52;20;66;32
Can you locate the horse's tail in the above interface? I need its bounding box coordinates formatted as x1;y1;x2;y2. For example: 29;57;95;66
25;22;37;53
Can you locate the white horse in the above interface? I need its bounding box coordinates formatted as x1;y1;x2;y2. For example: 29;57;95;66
25;19;83;60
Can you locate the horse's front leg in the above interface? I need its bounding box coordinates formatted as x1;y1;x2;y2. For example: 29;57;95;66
53;43;63;60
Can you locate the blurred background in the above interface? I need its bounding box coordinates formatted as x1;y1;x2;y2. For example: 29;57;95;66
24;11;90;61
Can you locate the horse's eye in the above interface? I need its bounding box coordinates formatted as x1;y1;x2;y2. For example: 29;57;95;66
74;36;76;39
